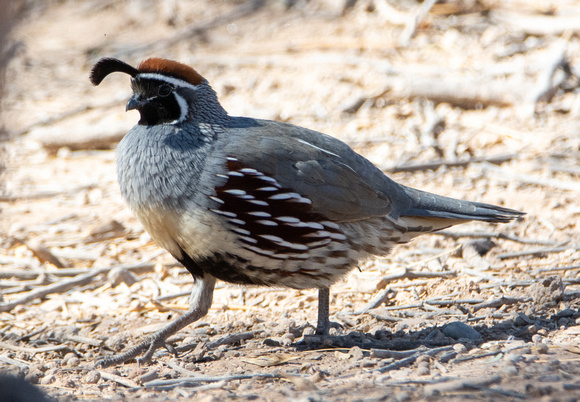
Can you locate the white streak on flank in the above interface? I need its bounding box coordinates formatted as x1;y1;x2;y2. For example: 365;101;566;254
286;221;324;230
247;200;269;206
247;211;271;217
244;244;275;256
224;189;247;196
226;156;239;161
321;221;340;230
209;209;236;218
240;236;258;244
229;218;246;226
296;138;340;158
329;233;348;241
138;73;200;90
239;168;260;175
227;171;244;177
208;196;224;204
304;238;332;248
288;197;313;204
232;227;251;236
216;174;228;179
303;230;331;238
269;192;302;200
256;187;278;192
236;194;255;200
276;216;300;223
256;175;278;184
255;220;278;226
259;234;309;251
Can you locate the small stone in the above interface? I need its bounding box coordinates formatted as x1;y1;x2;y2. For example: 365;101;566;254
504;353;524;364
105;334;128;351
263;338;281;347
85;370;101;384
24;371;40;384
558;318;569;327
28;364;47;373
302;326;315;336
532;334;543;344
537;328;548;336
555;308;575;318
443;322;481;340
40;375;56;385
538;374;561;382
416;354;431;364
309;371;325;383
499;366;518;376
416;361;430;376
66;357;80;367
349;346;364;361
453;343;467;354
535;343;549;354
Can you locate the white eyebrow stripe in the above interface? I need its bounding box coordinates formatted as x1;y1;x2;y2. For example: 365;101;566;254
296;138;340;158
137;73;200;90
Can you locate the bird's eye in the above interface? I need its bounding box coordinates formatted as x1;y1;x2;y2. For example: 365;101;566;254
158;84;173;97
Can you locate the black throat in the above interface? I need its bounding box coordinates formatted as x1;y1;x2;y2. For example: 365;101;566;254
137;94;182;126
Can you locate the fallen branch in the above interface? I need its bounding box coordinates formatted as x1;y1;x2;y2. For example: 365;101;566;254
492;11;580;36
0;341;71;356
109;0;266;58
435;231;556;246
399;0;437;46
482;162;580;192
0;184;96;202
497;246;576;260
375;345;454;373
0;259;165;312
143;372;282;390
384;153;516;173
472;296;531;312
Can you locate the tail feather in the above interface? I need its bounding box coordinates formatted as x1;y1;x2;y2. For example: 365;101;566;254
400;187;525;224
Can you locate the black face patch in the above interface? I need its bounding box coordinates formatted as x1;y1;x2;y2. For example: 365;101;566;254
131;78;182;126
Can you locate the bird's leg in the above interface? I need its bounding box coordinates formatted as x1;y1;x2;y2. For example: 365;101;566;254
95;275;216;368
316;287;330;335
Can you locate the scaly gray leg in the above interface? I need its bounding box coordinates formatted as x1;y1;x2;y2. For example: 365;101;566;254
316;287;330;335
95;275;216;367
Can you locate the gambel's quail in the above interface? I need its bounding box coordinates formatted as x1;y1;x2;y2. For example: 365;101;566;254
90;57;524;367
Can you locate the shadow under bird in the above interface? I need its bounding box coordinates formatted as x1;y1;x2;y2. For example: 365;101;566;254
90;57;524;367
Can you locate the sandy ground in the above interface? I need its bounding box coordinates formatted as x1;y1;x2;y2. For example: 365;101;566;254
2;0;580;400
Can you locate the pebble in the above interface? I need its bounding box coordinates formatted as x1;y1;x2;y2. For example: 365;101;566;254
349;346;364;361
442;322;481;340
416;361;430;376
66;357;80;367
24;371;41;384
302;326;315;336
40;375;56;385
499;366;518;376
85;370;101;384
453;343;467;354
535;343;549;354
532;334;543;344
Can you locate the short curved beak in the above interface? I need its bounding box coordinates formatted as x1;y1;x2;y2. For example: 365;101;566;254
126;94;146;111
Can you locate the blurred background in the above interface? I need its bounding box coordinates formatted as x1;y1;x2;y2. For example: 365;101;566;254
1;0;580;400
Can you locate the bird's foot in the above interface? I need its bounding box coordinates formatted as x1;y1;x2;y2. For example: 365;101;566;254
314;320;342;336
95;333;177;368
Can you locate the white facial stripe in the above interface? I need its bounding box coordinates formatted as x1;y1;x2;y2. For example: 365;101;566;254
171;93;189;124
137;73;200;90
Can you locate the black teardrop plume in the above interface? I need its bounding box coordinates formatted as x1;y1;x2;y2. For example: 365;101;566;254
90;57;139;86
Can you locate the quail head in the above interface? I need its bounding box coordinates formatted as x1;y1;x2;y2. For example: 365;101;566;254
90;57;524;367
